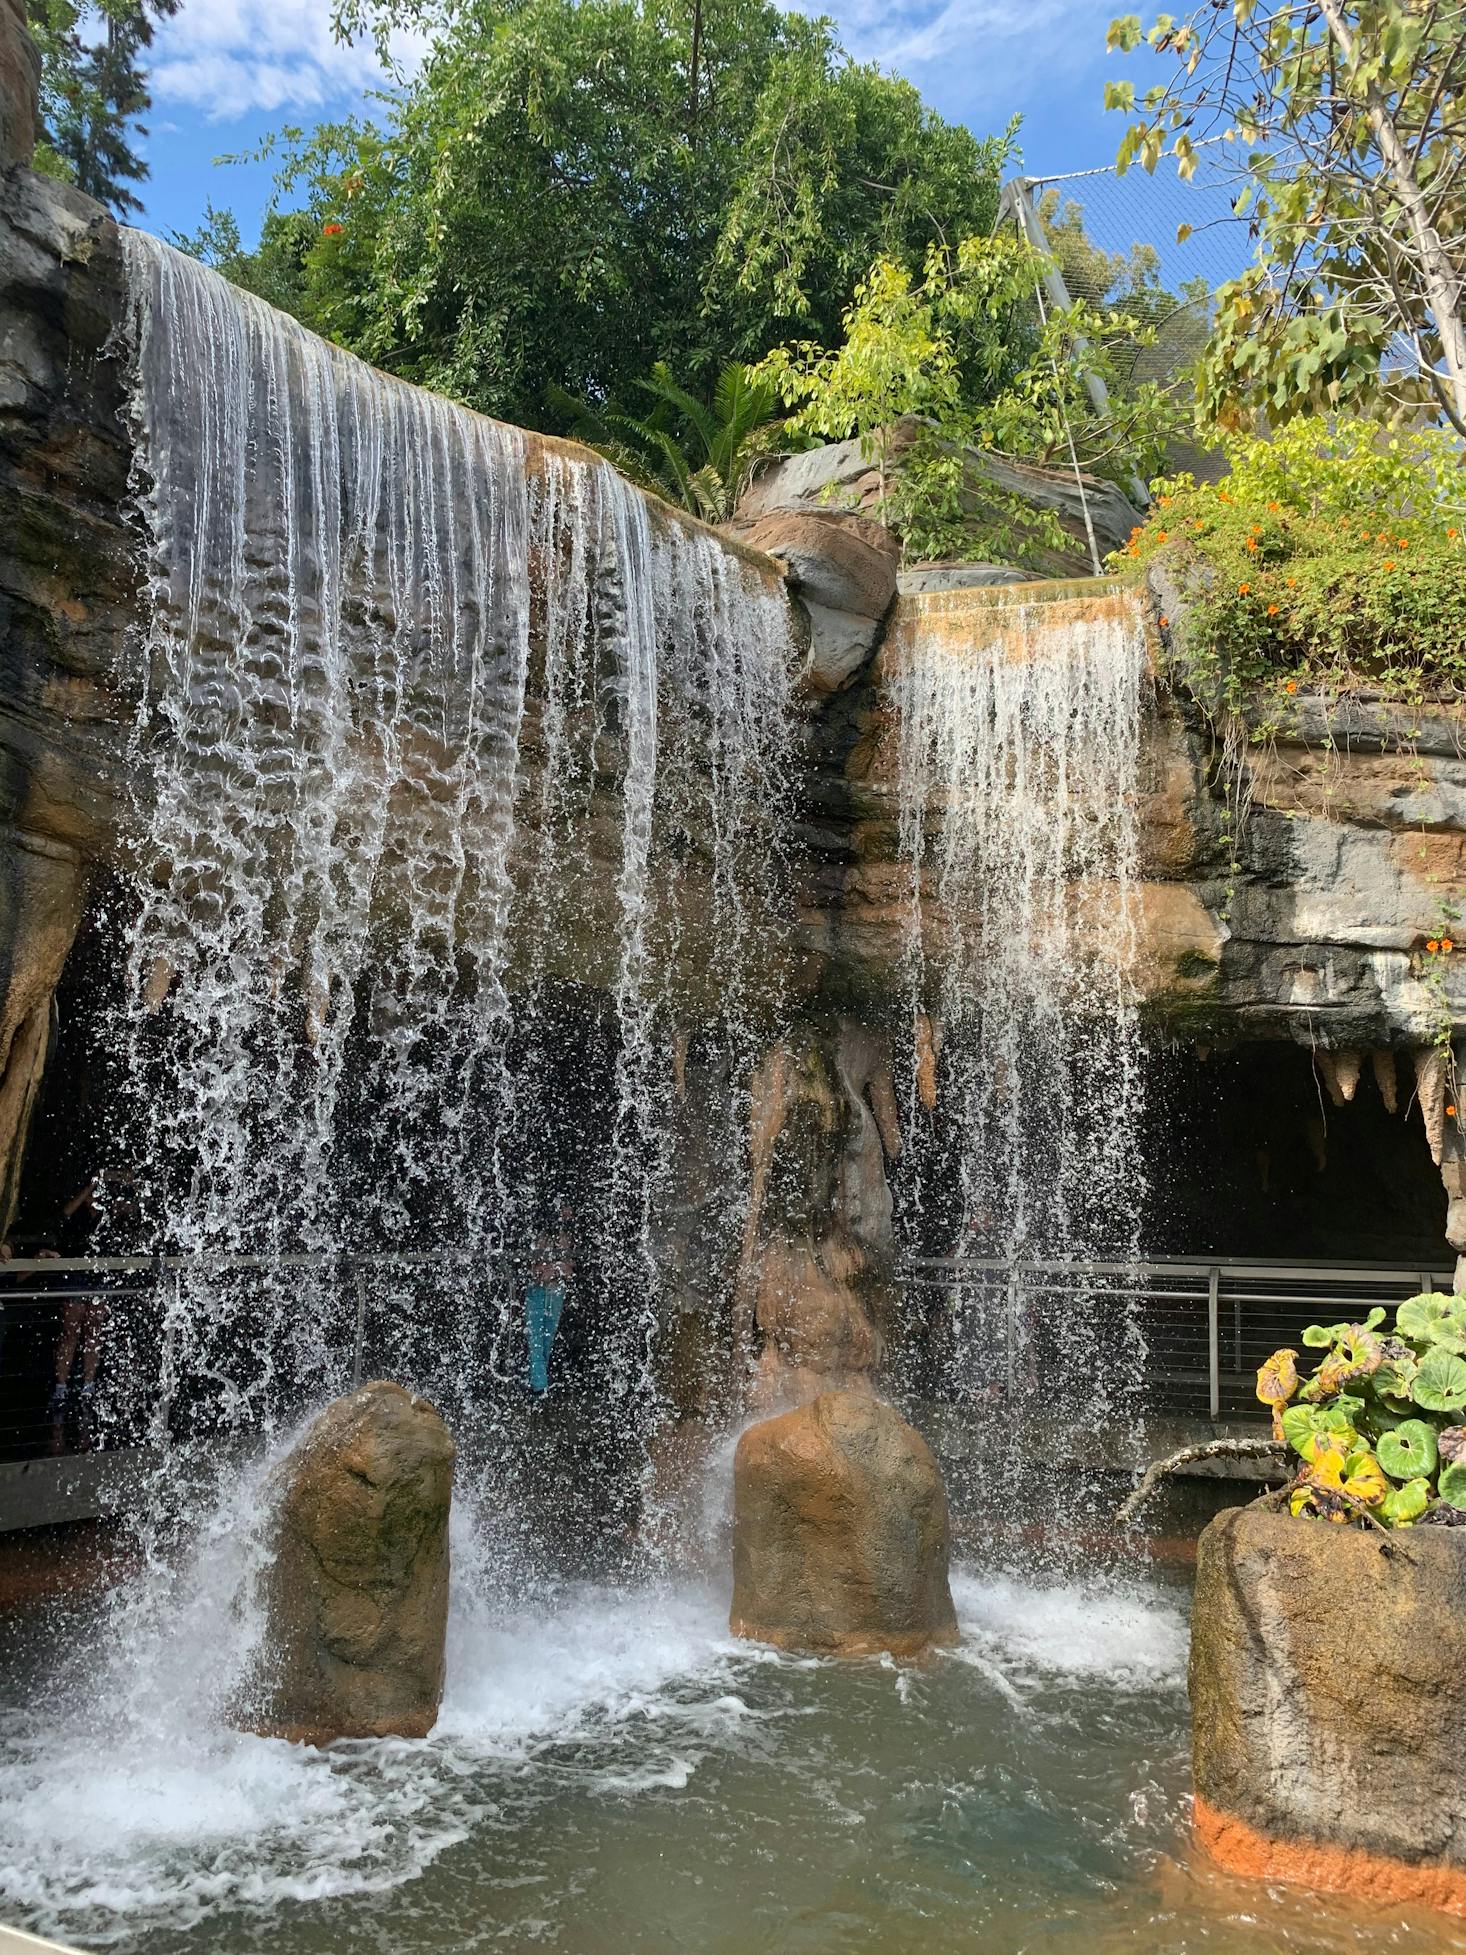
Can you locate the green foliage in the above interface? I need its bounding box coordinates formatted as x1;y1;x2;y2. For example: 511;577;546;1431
757;232;1190;566
1121;417;1466;715
550;361;789;522
27;0;179;214
1258;1292;1466;1527
213;0;1004;435
1105;3;1466;436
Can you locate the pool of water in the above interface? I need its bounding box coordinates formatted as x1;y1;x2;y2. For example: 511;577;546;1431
0;1545;1461;1955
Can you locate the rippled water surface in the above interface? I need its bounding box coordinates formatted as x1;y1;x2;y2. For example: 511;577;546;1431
2;1557;1461;1955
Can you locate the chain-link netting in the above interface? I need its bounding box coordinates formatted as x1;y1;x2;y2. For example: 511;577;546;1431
1008;143;1255;483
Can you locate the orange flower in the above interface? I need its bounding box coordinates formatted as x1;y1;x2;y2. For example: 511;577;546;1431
1443;938;1455;953
1426;939;1441;953
1450;527;1460;540
1159;495;1171;506
1284;680;1297;694
1238;582;1251;595
322;222;344;237
1218;490;1231;503
1194;519;1205;531
1448;1103;1459;1119
1383;558;1396;570
1286;576;1297;588
1156;530;1169;544
1267;500;1280;512
1267;603;1280;615
1158;615;1170;629
1398;538;1409;549
1246;537;1259;552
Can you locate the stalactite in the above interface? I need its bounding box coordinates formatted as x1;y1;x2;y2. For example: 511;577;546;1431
1315;1048;1361;1107
1370;1047;1399;1115
1414;1047;1449;1166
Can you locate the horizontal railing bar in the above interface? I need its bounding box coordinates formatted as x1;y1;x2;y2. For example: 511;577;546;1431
905;1254;1451;1282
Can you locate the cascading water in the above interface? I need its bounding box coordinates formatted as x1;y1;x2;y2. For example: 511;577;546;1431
108;231;796;1542
890;582;1149;1530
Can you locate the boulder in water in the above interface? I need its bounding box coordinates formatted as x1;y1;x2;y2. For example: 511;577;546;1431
244;1379;455;1745
730;1389;957;1657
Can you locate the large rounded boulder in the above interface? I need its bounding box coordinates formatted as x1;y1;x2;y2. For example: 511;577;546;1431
730;1389;958;1657
243;1379;455;1745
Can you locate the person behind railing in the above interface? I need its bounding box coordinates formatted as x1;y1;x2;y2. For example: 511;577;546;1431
49;1167;139;1452
524;1200;576;1397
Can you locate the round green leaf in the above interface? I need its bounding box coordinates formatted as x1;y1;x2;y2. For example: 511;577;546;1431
1410;1349;1466;1413
1380;1477;1431;1526
1395;1292;1466;1352
1376;1418;1439;1481
1302;1322;1344;1349
1439;1461;1466;1511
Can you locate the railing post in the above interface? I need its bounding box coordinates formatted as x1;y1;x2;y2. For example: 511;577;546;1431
1207;1266;1221;1422
351;1264;367;1391
1005;1268;1019;1398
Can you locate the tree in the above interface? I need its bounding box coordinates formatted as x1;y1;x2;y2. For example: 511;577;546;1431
28;0;179;215
551;362;788;522
757;232;1190;563
1105;3;1466;438
210;0;1007;434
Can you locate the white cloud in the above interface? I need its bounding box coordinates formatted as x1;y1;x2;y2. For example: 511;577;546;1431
807;0;1105;116
149;0;422;121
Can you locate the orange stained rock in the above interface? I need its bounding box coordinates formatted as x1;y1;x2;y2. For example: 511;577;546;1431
1194;1797;1466;1918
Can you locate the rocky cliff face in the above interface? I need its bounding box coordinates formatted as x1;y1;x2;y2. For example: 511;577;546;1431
0;149;137;1219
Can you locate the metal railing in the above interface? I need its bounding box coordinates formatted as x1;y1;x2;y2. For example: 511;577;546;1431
2;1247;1455;1463
0;1247;499;1462
900;1253;1456;1422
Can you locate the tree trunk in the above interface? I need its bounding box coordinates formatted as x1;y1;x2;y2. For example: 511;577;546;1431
1315;0;1466;433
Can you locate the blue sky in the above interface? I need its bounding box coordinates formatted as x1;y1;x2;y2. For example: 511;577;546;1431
134;0;1133;248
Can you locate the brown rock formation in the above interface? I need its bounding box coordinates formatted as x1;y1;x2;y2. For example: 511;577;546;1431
740;509;897;699
730;1389;958;1657
243;1380;455;1746
1190;1502;1466;1913
737;1021;903;1408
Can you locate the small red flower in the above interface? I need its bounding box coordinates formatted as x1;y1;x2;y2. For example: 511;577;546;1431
322;222;344;237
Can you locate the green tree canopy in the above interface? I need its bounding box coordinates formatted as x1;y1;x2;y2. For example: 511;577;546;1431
204;0;1008;432
28;0;179;214
1106;2;1466;438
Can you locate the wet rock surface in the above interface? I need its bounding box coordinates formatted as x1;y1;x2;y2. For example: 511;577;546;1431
244;1380;455;1745
730;1389;957;1656
1190;1502;1466;1909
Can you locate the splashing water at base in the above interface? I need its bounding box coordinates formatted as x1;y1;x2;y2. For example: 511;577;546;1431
0;1537;1449;1955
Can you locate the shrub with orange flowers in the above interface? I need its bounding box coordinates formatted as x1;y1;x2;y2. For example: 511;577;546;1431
1115;417;1466;718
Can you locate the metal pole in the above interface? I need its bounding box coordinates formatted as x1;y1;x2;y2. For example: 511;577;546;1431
1207;1267;1221;1422
352;1266;367;1391
1005;1269;1019;1399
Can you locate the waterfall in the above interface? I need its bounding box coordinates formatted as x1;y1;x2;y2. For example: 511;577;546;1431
111;231;795;1519
890;582;1149;1527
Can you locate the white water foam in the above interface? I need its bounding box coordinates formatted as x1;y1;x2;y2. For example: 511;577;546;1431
949;1568;1188;1694
0;1535;1185;1945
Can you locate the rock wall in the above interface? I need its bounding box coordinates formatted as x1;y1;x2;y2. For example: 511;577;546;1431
0;161;137;1221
